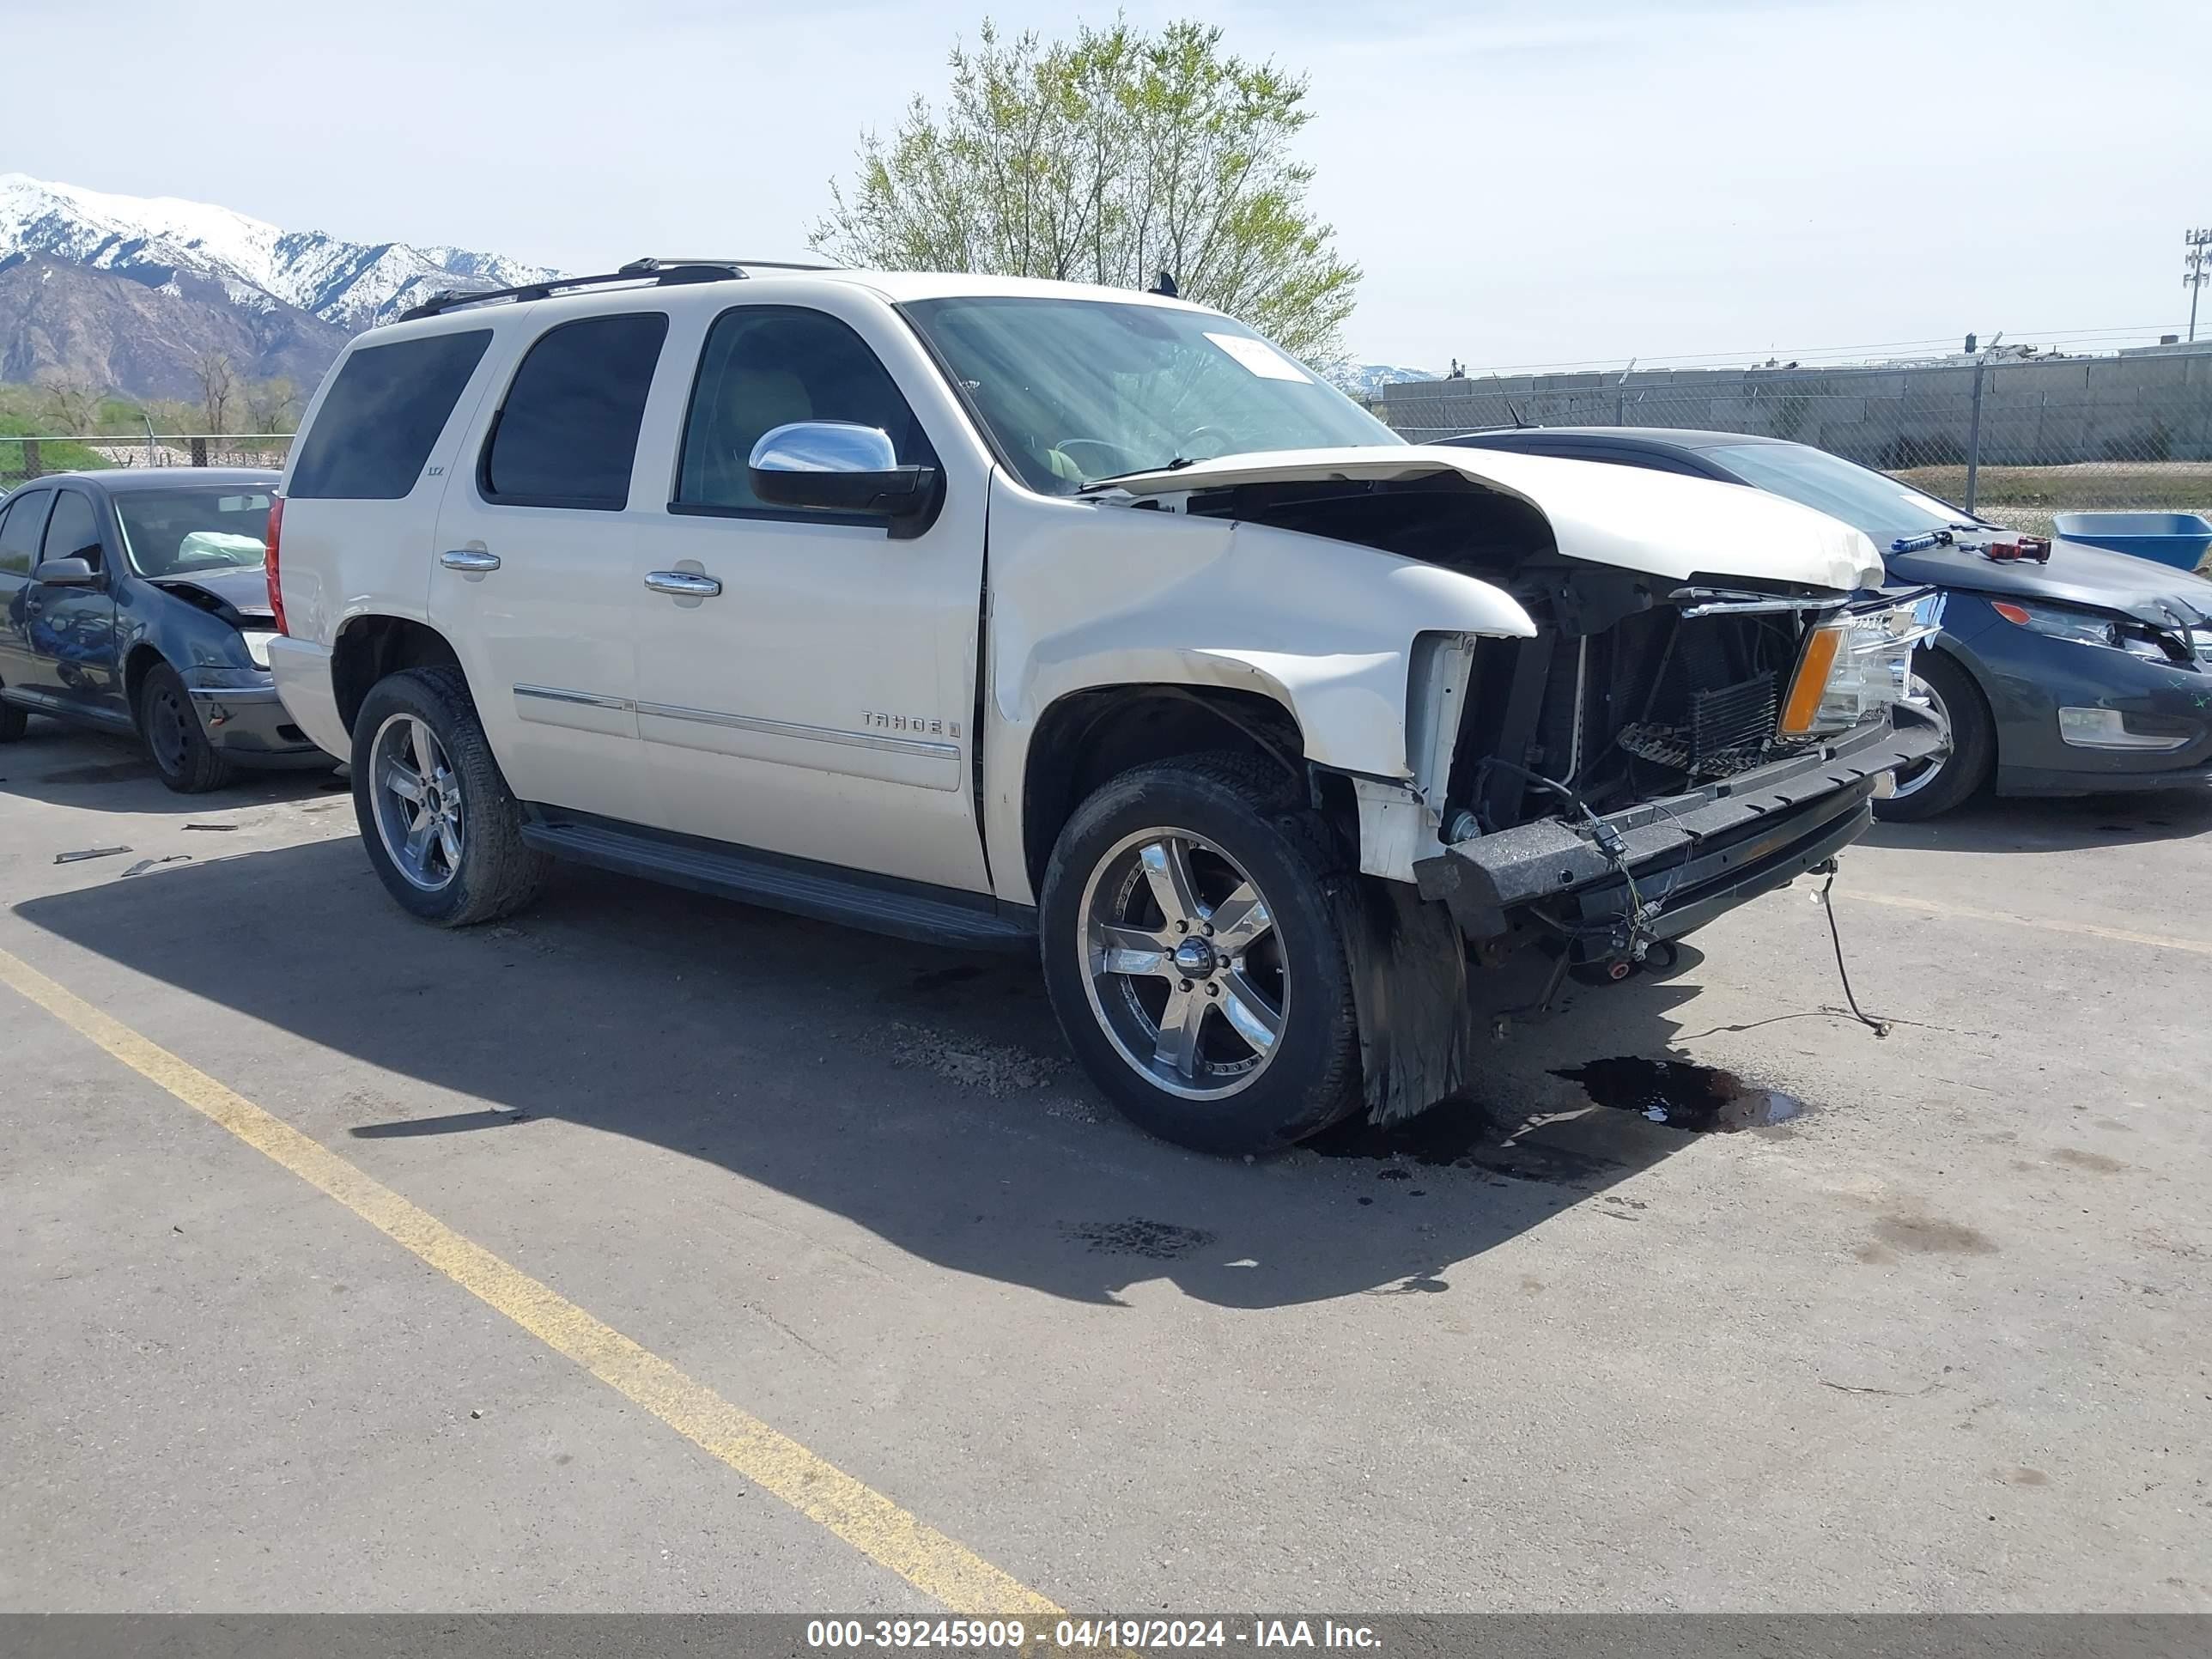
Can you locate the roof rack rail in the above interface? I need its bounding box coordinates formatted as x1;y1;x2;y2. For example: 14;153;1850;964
629;257;841;274
397;259;751;323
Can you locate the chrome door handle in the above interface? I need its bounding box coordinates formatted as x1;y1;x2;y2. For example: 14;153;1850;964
440;548;501;572
644;570;723;598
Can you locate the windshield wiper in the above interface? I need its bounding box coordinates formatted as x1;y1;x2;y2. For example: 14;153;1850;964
1077;456;1195;493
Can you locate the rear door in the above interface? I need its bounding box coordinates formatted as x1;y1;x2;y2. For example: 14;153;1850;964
0;488;54;693
430;309;669;820
22;486;123;719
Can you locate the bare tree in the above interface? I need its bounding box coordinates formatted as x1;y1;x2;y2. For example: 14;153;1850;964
246;377;300;434
143;398;199;434
37;376;103;435
194;350;240;433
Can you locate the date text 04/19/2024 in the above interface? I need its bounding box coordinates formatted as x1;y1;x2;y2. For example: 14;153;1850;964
802;1620;1382;1651
1064;1622;1381;1650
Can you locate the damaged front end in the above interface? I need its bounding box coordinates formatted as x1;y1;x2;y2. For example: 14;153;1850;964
1102;446;1944;1121
1413;585;1946;966
1138;455;1942;970
1331;581;1942;1121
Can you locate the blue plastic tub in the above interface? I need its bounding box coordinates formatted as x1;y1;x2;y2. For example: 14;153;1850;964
2051;511;2212;573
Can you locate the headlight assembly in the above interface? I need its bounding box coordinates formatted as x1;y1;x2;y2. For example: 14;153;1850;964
1992;599;2172;662
1780;591;1945;737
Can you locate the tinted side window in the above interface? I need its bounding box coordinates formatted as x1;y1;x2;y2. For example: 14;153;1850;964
0;490;53;574
289;330;492;501
481;313;669;510
676;307;930;514
41;490;103;567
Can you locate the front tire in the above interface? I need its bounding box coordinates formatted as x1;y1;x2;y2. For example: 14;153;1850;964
0;688;26;742
350;665;547;926
138;661;237;793
1040;753;1363;1156
1874;649;1992;823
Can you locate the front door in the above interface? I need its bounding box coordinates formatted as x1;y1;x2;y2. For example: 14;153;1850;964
22;486;122;719
430;310;671;821
631;301;990;893
0;487;53;693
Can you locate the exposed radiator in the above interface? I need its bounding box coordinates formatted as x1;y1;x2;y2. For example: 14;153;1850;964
1618;672;1784;780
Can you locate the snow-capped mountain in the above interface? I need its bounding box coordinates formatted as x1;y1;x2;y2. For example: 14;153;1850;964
1340;362;1442;399
0;173;557;331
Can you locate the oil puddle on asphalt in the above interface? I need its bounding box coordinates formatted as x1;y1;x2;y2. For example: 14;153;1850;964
1553;1056;1802;1132
1308;1098;1624;1188
1061;1218;1217;1260
1308;1099;1495;1165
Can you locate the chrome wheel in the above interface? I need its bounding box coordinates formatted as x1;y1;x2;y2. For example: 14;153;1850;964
369;713;465;891
1888;673;1951;800
1078;828;1287;1102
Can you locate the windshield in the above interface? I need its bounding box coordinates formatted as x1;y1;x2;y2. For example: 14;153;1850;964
1705;442;1984;547
113;487;274;579
902;296;1401;495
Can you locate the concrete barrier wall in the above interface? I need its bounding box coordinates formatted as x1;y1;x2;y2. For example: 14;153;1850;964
1376;349;2212;466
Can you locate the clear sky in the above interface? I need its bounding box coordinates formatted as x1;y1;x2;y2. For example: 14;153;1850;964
11;0;2206;369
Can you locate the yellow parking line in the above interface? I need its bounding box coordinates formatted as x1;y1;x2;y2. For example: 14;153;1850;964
0;944;1059;1619
1845;889;2212;957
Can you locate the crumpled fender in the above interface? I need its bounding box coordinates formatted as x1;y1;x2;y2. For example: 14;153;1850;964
984;473;1535;904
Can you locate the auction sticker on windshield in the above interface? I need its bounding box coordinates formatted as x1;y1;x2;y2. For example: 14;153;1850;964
1204;331;1310;382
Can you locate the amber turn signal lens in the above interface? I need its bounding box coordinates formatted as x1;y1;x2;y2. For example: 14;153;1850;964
1991;602;2031;625
1779;623;1844;736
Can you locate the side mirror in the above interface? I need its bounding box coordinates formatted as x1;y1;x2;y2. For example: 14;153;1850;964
33;556;99;586
748;422;937;520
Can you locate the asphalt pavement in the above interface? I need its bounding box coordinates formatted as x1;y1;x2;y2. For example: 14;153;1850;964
3;722;2207;1613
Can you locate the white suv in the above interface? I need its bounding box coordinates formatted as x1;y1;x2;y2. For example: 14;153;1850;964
267;259;1942;1153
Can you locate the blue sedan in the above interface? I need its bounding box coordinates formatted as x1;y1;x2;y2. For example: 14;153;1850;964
0;469;328;790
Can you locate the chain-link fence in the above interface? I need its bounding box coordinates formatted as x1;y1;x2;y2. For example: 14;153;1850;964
1376;347;2212;542
0;433;295;494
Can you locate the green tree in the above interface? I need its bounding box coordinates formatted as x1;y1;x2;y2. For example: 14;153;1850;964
811;17;1359;364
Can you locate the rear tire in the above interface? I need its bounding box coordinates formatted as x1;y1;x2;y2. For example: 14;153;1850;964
1874;650;1991;823
351;665;547;926
1040;752;1363;1156
138;661;237;793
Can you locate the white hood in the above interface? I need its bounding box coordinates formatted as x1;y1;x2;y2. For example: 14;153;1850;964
1101;444;1887;594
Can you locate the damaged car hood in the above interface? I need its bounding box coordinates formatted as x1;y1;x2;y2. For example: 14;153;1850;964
1101;445;1887;593
149;565;274;617
1887;538;2212;631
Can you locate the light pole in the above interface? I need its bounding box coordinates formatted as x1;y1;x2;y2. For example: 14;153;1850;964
2186;227;2212;343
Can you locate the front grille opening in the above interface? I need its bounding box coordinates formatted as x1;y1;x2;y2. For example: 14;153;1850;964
1451;603;1823;830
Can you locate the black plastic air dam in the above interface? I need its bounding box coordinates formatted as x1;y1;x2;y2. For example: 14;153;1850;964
1417;711;1945;940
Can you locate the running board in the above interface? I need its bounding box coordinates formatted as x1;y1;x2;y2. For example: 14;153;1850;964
520;815;1037;952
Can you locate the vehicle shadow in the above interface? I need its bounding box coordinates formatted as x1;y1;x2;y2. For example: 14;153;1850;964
1864;787;2212;854
0;721;342;817
16;838;1771;1309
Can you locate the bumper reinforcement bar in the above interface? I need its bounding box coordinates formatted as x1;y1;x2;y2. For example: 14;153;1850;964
1415;712;1946;941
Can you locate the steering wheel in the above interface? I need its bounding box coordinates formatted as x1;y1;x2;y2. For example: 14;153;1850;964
1179;426;1238;462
